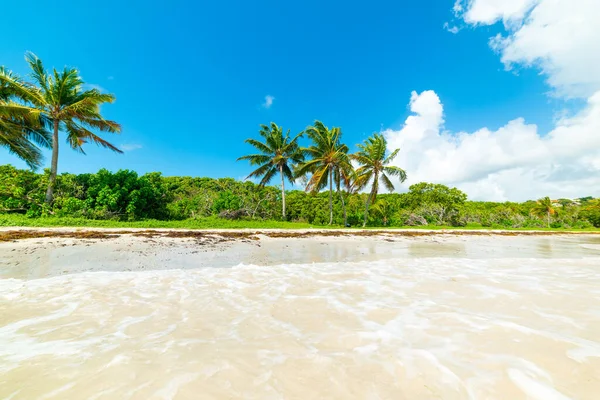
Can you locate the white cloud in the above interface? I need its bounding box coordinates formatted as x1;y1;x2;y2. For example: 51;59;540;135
120;143;143;152
383;90;600;201
262;95;275;109
383;0;600;200
456;0;600;98
82;83;107;92
443;22;460;34
453;0;464;14
461;0;538;25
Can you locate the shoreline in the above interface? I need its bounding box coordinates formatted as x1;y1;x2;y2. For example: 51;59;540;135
2;226;600;242
2;227;600;280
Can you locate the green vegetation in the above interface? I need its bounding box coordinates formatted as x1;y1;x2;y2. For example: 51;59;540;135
1;164;599;229
0;53;122;204
532;196;555;228
0;213;313;229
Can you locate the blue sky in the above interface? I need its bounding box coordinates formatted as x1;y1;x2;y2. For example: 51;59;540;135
2;0;598;200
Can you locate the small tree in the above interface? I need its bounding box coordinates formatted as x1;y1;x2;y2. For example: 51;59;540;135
532;197;555;228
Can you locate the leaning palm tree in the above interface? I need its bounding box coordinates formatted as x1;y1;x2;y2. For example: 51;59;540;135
0;52;122;203
0;67;51;168
237;122;303;219
352;133;407;227
295;121;348;225
532;197;555;228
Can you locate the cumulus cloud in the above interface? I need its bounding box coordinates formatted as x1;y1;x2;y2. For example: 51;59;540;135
456;0;600;98
461;0;538;25
382;0;600;200
120;143;143;152
383;90;600;201
262;95;275;109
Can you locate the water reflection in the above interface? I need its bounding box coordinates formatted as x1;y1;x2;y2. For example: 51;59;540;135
407;241;467;257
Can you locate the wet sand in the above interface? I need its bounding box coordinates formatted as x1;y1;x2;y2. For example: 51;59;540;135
1;230;600;399
2;229;600;280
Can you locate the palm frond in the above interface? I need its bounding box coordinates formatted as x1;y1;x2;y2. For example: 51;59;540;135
380;173;396;192
236;154;272;165
384;166;407;182
384;148;400;164
25;52;50;92
244;138;274;155
64;121;123;154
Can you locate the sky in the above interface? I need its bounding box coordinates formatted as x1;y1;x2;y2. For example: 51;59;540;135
1;0;599;201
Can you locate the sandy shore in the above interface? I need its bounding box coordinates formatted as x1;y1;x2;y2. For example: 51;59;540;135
2;228;600;398
2;227;600;279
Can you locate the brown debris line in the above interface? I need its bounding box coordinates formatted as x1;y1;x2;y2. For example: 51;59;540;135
0;229;261;243
0;230;121;242
0;228;597;243
258;230;574;238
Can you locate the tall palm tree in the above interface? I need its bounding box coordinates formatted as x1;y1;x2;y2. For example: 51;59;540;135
296;121;348;225
0;52;122;203
533;197;555;228
237;122;303;219
0;67;51;169
352;133;407;227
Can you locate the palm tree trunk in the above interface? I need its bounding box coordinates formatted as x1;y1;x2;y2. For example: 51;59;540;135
363;193;371;228
547;210;550;228
280;164;286;220
328;167;333;225
337;174;347;227
45;119;59;204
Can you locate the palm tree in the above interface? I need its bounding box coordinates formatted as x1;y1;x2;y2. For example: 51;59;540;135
352;133;407;227
533;197;555;228
296;121;348;225
371;199;392;226
0;67;51;169
334;153;355;227
0;52;122;204
237;122;303;219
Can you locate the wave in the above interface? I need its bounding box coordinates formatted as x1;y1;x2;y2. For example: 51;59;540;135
1;257;599;399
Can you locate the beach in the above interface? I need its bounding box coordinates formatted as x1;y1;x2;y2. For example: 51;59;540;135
1;229;600;399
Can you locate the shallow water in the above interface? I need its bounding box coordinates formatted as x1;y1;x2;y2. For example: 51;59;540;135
1;241;600;399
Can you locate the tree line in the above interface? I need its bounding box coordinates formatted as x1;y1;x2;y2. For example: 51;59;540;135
2;53;599;229
1;165;599;228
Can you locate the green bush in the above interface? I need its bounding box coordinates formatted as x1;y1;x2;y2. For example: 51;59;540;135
0;164;597;230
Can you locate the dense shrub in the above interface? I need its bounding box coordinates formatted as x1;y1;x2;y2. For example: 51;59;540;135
0;164;597;228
